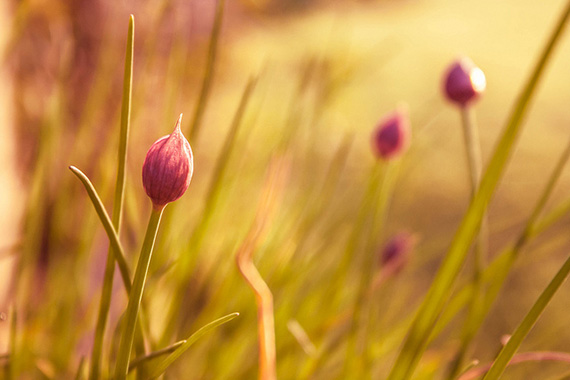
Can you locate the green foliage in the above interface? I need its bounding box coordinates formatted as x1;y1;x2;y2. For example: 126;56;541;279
7;1;570;379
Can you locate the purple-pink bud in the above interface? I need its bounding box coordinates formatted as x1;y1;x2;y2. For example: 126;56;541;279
443;57;486;107
371;107;411;160
379;231;416;275
142;114;193;210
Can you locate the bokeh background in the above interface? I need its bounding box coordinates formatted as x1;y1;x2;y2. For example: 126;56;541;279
2;0;570;378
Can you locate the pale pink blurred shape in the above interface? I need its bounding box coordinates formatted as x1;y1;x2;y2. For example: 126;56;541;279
443;57;486;107
371;107;411;160
142;114;194;210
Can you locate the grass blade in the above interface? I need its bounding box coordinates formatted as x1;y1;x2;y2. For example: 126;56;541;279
89;14;135;380
147;313;239;379
482;254;570;379
68;166;132;290
188;0;226;142
387;1;570;378
128;340;185;372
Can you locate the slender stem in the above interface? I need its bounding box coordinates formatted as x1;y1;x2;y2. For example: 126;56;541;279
447;106;487;379
188;0;226;142
482;250;570;380
74;357;86;380
387;0;570;377
89;15;135;380
114;208;164;380
344;162;396;377
5;308;16;380
235;157;288;380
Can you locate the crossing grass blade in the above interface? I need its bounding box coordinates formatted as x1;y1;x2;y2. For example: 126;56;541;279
387;1;570;378
147;313;239;379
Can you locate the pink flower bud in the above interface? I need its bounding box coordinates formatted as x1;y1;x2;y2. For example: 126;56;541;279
379;231;416;275
142;114;193;210
443;57;486;107
371;107;411;160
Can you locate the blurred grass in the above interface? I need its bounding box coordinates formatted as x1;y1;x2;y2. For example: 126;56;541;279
4;0;570;379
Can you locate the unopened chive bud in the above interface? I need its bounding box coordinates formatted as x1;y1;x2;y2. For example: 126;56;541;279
371;107;411;160
142;114;193;210
443;57;486;107
379;231;416;275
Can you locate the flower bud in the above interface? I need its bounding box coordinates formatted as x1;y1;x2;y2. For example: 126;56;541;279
443;57;486;107
371;107;411;160
379;231;416;275
142;114;193;210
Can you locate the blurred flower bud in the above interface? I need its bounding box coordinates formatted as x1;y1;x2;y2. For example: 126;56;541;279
371;107;411;160
443;57;486;107
379;231;416;275
142;114;193;210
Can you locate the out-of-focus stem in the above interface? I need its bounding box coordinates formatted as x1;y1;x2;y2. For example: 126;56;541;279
447;106;487;379
236;157;288;380
188;0;226;142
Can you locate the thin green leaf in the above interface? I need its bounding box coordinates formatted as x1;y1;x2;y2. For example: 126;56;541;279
482;255;570;379
68;166;132;291
148;313;239;379
74;357;86;380
90;14;135;380
188;0;226;142
128;341;186;372
387;1;570;378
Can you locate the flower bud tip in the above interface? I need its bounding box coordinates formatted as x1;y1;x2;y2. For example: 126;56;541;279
443;57;486;107
371;106;411;160
142;115;194;210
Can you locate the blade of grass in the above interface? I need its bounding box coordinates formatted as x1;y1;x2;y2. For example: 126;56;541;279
236;157;289;380
74;357;86;380
69;166;131;289
188;0;226;142
128;340;185;372
5;308;16;380
482;254;570;379
427;185;570;344
447;105;488;379
387;1;570;378
160;76;257;344
147;313;239;379
461;351;570;380
89;15;135;380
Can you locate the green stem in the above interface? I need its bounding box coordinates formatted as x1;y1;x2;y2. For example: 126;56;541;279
344;162;397;377
114;207;164;380
89;15;134;380
387;0;570;377
447;106;487;379
482;252;570;380
188;0;226;142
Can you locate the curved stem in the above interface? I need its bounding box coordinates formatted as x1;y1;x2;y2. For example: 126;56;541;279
114;207;164;380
